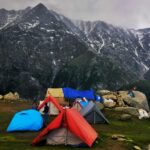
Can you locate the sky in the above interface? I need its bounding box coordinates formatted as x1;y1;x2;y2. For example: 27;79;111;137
0;0;150;29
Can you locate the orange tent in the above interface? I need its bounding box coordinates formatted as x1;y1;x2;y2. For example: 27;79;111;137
32;97;98;147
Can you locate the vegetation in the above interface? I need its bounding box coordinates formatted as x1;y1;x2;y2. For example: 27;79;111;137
0;101;150;150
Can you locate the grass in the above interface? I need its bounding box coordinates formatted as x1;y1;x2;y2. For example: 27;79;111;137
0;101;150;150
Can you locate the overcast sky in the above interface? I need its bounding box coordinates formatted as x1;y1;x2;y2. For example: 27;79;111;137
0;0;150;29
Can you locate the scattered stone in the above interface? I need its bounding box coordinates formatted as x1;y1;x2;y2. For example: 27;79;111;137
117;138;126;141
0;95;3;100
111;134;125;140
114;107;139;117
133;145;142;150
120;114;132;121
148;144;150;150
126;139;133;142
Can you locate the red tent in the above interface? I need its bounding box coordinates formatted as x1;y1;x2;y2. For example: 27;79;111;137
37;96;63;112
32;101;98;147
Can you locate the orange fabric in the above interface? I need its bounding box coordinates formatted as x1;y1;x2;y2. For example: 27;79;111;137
32;111;63;144
38;96;63;112
32;99;98;147
66;108;98;147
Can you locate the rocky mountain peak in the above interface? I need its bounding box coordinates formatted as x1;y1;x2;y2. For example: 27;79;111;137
32;3;48;12
0;4;150;99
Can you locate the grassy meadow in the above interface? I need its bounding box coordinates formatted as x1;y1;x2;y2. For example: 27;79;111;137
0;100;150;150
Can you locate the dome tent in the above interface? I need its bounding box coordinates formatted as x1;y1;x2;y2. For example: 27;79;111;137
7;109;43;132
80;101;109;124
32;96;98;147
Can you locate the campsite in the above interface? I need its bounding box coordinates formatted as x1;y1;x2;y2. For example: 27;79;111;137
0;89;150;150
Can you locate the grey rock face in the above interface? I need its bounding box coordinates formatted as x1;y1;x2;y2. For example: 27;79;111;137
0;3;150;99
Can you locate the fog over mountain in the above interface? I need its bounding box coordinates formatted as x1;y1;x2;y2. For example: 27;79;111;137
0;0;150;29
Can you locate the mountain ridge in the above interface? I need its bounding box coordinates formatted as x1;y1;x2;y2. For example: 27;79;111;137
0;3;150;99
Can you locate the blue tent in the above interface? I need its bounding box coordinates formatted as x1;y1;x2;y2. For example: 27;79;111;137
63;88;95;100
7;109;43;132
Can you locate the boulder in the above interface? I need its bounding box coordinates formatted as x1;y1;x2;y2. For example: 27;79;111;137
120;114;132;121
95;102;104;110
4;92;19;101
133;145;142;150
103;94;117;100
104;99;116;108
96;90;110;96
120;91;149;112
14;92;20;100
133;91;149;111
0;95;3;100
114;107;139;117
123;97;138;107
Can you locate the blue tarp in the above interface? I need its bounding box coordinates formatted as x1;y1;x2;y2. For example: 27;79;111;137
7;109;43;132
63;88;95;100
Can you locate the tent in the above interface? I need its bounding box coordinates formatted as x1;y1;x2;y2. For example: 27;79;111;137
63;88;95;100
39;101;59;115
80;101;109;124
32;102;98;147
46;88;67;105
72;99;89;111
7;109;43;132
38;96;63;115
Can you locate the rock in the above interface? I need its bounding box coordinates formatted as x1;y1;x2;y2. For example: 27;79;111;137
120;114;132;121
14;92;20;100
133;145;142;150
111;134;126;140
3;92;19;101
103;94;117;100
120;91;149;112
114;107;139;117
0;95;3;100
95;102;104;110
96;90;110;96
123;97;138;107
148;144;150;150
117;138;126;141
133;91;149;111
104;101;116;108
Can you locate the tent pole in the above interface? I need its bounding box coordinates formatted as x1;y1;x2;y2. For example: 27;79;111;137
64;109;68;145
94;110;95;124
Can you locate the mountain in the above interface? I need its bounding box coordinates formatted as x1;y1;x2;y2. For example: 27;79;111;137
74;20;150;75
0;7;31;30
0;3;150;99
0;3;89;98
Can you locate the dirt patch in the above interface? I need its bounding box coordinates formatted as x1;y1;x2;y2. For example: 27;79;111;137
0;101;31;113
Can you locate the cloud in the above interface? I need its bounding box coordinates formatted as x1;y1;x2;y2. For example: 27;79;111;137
0;0;150;29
